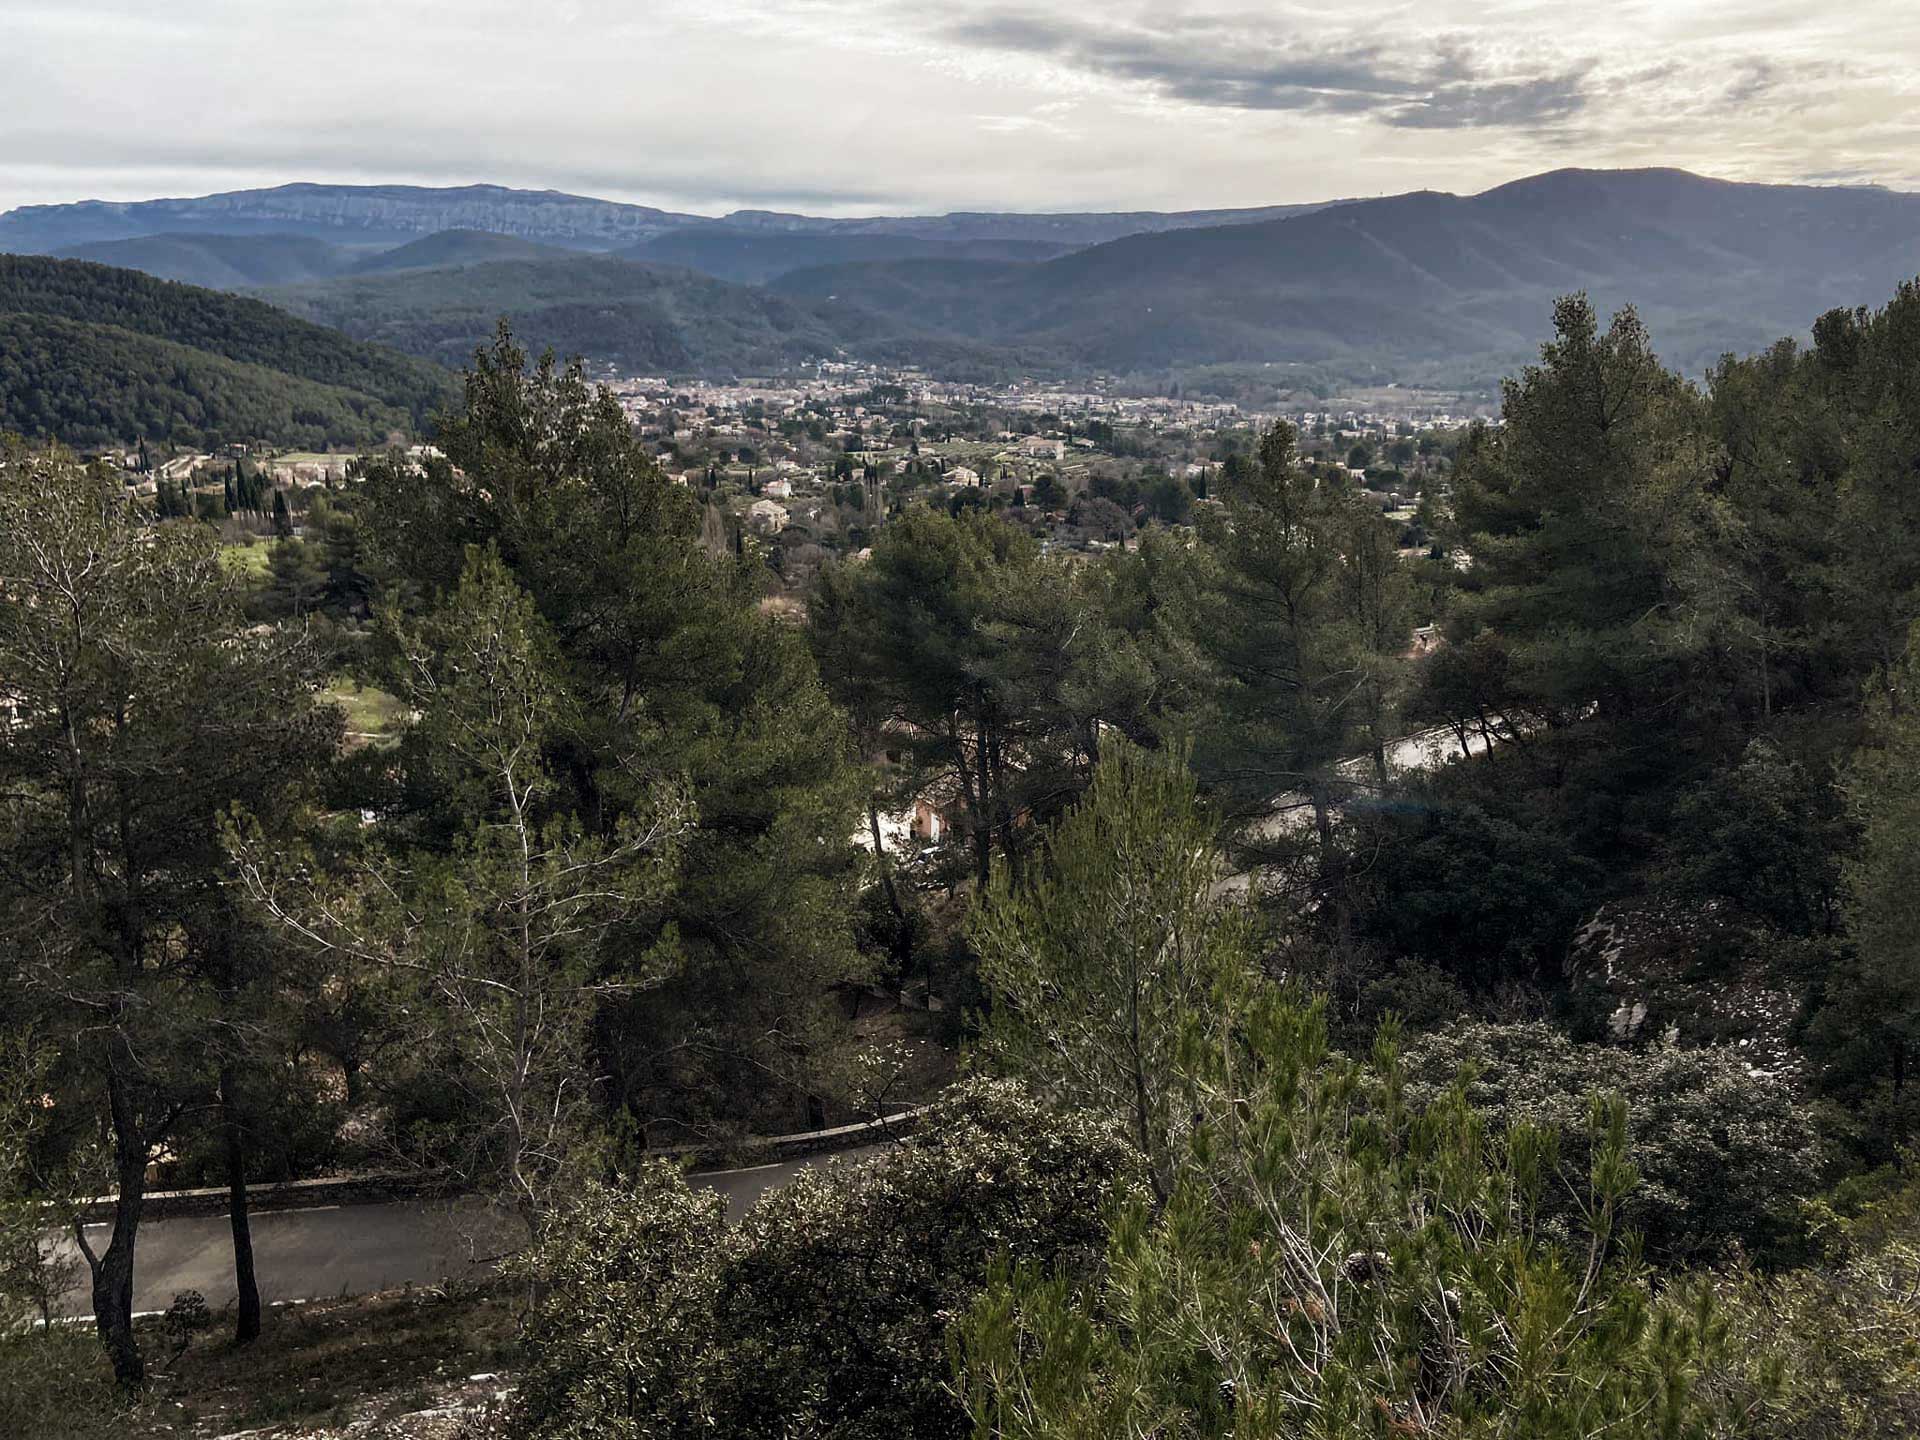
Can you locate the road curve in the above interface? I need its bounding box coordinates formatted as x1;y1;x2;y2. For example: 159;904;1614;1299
51;1147;879;1321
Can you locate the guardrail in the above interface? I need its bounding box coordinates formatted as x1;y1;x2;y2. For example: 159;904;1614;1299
78;1105;928;1221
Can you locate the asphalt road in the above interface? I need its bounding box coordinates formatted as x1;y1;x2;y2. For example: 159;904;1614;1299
51;1148;877;1321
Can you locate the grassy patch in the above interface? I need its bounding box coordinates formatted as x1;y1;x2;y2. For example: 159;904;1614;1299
0;1284;520;1439
218;541;273;579
324;678;410;749
270;451;361;469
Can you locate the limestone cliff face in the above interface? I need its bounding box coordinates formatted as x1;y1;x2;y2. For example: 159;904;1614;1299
0;183;701;252
2;183;1332;257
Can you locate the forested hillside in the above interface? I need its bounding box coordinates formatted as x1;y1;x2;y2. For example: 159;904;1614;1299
52;233;364;288
0;314;424;449
260;254;926;373
619;227;1074;284
0;256;455;445
775;168;1920;381
345;229;576;275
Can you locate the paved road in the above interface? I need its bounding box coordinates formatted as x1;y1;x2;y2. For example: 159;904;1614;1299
51;1148;877;1321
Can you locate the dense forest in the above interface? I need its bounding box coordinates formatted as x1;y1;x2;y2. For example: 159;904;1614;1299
0;313;427;450
5;278;1920;1437
258;255;908;373
0;256;455;446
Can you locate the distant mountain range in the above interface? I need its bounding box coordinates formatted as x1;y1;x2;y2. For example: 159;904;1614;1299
4;169;1918;397
0;184;702;253
0;181;1333;265
772;168;1920;381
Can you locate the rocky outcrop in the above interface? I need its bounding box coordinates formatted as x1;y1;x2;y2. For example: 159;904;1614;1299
0;183;702;252
1565;901;1806;1080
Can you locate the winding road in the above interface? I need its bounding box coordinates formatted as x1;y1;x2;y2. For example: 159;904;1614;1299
51;1149;877;1321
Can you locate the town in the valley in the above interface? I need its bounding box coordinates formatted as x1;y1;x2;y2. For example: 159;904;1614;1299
120;361;1482;595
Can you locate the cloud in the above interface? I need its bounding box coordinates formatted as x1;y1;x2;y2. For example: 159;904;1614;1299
1;0;1916;216
941;12;1593;129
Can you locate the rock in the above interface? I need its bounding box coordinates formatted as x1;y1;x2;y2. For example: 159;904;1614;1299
1565;901;1806;1080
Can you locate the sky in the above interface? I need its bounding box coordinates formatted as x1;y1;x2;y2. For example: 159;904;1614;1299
4;0;1918;218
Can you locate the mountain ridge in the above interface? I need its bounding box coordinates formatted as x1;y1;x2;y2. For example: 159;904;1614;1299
0;181;1346;258
772;168;1920;380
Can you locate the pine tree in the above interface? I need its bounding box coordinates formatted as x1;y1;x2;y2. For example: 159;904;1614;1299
0;446;332;1383
352;328;865;1134
237;547;689;1235
971;744;1241;1201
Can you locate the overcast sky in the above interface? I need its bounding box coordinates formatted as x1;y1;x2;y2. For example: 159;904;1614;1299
4;0;1917;217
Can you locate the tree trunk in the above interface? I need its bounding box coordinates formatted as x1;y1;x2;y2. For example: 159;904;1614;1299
91;1066;147;1388
987;722;1022;887
972;703;994;891
222;1064;261;1343
868;801;903;920
1312;780;1355;961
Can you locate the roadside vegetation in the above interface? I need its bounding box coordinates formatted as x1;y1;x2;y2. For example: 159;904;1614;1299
6;277;1920;1434
1;1286;519;1439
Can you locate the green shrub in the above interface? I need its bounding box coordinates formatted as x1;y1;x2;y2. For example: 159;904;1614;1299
512;1078;1141;1439
0;1328;130;1440
955;986;1749;1439
1402;1021;1825;1264
1703;1172;1920;1437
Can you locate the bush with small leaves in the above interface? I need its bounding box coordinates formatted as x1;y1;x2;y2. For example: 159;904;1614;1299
511;1079;1142;1439
163;1290;211;1365
1698;1172;1920;1437
957;984;1755;1439
1401;1021;1825;1265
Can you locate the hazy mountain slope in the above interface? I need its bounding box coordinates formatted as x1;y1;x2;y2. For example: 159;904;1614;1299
346;229;576;274
259;254;921;374
704;201;1338;246
0;183;705;253
776;170;1920;378
620;228;1074;284
0;183;1340;258
51;233;364;288
0;256;456;443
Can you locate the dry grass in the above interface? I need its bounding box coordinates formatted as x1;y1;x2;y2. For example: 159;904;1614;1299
0;1283;519;1439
